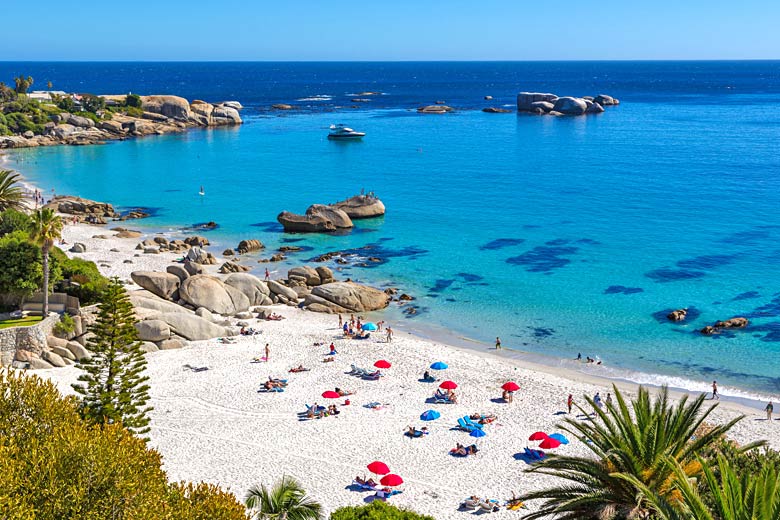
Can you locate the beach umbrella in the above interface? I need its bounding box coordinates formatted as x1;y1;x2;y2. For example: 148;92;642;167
439;380;458;390
549;433;569;444
321;391;340;399
374;360;391;369
528;431;548;441
362;322;378;331
430;361;448;370
539;437;562;450
501;381;520;392
470;428;486;438
380;474;404;487
420;410;440;421
367;461;390;475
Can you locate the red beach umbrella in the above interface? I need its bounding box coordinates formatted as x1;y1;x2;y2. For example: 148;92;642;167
539;437;562;450
502;381;520;392
374;360;391;369
321;391;340;399
528;431;548;441
367;461;390;475
380;474;404;487
439;380;458;390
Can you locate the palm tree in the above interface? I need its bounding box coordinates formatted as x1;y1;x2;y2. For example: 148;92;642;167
519;385;758;520
29;208;63;316
244;475;322;520
0;169;24;211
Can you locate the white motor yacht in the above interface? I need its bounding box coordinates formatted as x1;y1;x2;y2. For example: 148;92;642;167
328;124;365;140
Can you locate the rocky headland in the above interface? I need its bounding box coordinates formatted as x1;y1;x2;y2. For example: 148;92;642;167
516;92;620;116
0;95;242;149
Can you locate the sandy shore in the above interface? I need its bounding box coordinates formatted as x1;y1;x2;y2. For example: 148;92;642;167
30;223;780;518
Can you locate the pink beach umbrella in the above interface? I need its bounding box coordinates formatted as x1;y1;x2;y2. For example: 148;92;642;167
367;461;390;476
439;380;458;390
374;360;392;369
502;381;520;392
321;391;340;399
539;437;562;450
528;431;548;441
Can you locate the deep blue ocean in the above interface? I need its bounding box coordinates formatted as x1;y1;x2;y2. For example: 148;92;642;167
4;61;780;400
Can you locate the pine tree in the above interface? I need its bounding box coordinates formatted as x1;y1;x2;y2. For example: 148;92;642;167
73;277;152;436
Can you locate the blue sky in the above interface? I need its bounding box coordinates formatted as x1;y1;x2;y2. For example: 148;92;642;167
3;0;779;61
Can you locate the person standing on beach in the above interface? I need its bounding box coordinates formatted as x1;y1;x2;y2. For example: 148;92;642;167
712;381;719;400
264;268;270;281
338;314;343;328
386;326;393;343
605;393;613;410
567;394;573;414
766;401;774;421
593;392;603;410
495;337;502;350
264;343;270;362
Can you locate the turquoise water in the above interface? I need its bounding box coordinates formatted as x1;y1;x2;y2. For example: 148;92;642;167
7;65;780;400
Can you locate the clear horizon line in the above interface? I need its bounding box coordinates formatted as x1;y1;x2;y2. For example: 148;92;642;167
2;58;779;64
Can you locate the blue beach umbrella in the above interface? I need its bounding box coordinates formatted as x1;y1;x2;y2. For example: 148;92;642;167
549;433;569;444
362;322;378;331
430;362;448;370
420;410;440;421
470;429;486;438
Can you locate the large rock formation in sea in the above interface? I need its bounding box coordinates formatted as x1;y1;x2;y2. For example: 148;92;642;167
277;195;385;233
44;196;119;219
517;91;620;116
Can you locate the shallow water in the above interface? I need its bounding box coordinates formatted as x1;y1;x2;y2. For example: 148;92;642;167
6;61;780;399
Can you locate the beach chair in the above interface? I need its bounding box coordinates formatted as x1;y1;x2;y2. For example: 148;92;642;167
258;386;284;393
374;489;402;500
434;394;453;404
457;417;476;432
463;416;484;430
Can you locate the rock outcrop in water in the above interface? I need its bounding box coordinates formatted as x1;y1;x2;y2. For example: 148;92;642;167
517;91;619;116
332;195;386;219
278;195;385;232
700;316;749;335
44;196;119;220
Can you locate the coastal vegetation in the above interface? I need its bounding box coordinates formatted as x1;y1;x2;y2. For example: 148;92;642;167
519;385;776;520
73;278;152;437
0;370;247;519
28;208;63;316
330;502;434;519
0;170;24;210
244;475;323;519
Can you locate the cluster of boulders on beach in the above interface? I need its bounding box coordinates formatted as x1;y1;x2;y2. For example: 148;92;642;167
516;92;620;116
277;194;385;233
0;95;243;149
127;265;390;344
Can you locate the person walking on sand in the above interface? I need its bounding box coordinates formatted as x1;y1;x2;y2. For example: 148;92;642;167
593;392;603;410
712;380;719;400
264;268;270;281
567;394;573;414
495;337;502;350
264;343;270;362
386;326;393;343
338;314;343;327
766;401;774;421
605;392;613;410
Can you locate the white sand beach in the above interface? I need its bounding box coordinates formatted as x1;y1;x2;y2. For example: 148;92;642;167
37;222;780;519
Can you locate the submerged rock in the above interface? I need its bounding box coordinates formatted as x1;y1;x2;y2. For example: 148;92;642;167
667;308;688;322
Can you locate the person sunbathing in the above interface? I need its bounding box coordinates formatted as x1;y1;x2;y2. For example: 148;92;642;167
327;404;340;416
323;357;334;363
289;365;308;373
267;377;286;387
447;390;458;403
354;476;377;488
263;380;282;391
471;413;497;424
335;387;353;396
266;313;285;321
405;426;429;437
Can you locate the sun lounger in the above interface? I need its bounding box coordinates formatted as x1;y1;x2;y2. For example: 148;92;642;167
352;480;377;491
457;417;477;431
463;416;484;430
258;386;284;393
374;489;402;500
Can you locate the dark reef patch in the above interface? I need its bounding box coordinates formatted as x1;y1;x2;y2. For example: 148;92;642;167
251;221;284;232
651;306;702;324
745;296;780;319
545;238;571;246
522;224;542;229
528;326;555;339
429;279;455;293
676;254;737;270
308;243;428;268
280;237;306;243
604;285;644;295
718;229;771;246
747;322;780;342
732;291;761;301
576;238;601;245
644;268;706;283
479;238;525;251
506;245;579;273
456;272;484;282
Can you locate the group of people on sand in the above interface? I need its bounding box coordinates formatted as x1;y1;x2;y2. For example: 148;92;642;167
434;388;458;403
576;353;602;365
305;403;340;419
450;443;479;456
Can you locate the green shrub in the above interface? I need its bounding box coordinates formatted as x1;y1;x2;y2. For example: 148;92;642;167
0;371;248;520
0;209;31;236
125;93;142;108
330;501;434;520
53;251;108;305
53;313;75;336
0;231;61;306
125;106;144;118
5;112;44;134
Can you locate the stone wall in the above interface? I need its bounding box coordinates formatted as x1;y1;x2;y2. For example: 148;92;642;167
0;315;58;366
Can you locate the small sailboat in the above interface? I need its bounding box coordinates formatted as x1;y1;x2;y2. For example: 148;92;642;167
199;186;205;196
